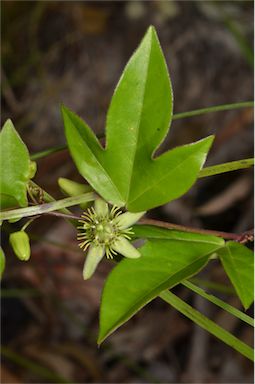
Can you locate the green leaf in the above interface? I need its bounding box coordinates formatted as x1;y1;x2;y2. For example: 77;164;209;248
126;136;213;211
62;106;124;206
160;290;254;361
63;26;214;212
98;236;224;344
31;102;253;161
132;224;224;244
0;120;31;209
218;241;254;310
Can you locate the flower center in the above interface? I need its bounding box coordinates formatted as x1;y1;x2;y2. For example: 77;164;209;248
77;203;134;258
94;221;115;244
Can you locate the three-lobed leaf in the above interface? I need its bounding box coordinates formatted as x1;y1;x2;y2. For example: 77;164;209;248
0;120;32;209
218;241;254;310
98;233;224;344
63;26;214;212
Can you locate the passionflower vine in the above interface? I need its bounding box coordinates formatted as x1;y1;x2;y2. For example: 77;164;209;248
77;198;145;279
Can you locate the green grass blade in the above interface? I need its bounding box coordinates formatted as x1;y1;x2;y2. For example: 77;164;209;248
172;101;254;120
1;346;70;383
199;158;254;178
159;290;254;361
183;280;254;327
0;288;40;298
190;277;235;295
224;18;254;67
30;144;67;160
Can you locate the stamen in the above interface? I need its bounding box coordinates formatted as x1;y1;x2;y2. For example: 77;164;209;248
77;200;141;264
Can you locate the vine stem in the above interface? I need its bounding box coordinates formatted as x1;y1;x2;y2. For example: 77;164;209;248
0;193;96;221
139;218;254;242
33;212;254;243
198;158;254;178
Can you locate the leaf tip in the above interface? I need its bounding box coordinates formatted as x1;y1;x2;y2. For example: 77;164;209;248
2;118;15;133
97;327;108;346
147;24;155;33
198;134;215;154
204;134;215;146
145;25;159;44
60;103;69;117
242;299;252;312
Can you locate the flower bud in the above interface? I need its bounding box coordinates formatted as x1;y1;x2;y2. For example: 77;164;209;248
58;178;92;196
9;231;31;261
58;178;93;209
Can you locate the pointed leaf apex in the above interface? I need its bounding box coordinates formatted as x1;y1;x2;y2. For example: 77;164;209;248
147;25;156;35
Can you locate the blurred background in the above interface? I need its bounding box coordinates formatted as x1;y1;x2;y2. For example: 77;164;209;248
1;1;254;383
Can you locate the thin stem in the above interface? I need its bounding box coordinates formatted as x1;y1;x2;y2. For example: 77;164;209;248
21;217;37;231
28;181;80;227
189;277;235;295
172;101;254;120
28;181;72;215
30;144;67;160
139;218;253;241
3;194;253;243
199;158;254;178
45;211;80;220
0;193;96;221
30;133;105;161
1;288;40;298
182;280;254;327
159;290;254;361
30;102;254;161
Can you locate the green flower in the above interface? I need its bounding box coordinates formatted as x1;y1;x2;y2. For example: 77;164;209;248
77;198;145;279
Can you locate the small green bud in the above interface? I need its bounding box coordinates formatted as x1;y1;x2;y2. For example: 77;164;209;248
58;178;93;209
58;178;92;196
9;231;31;261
